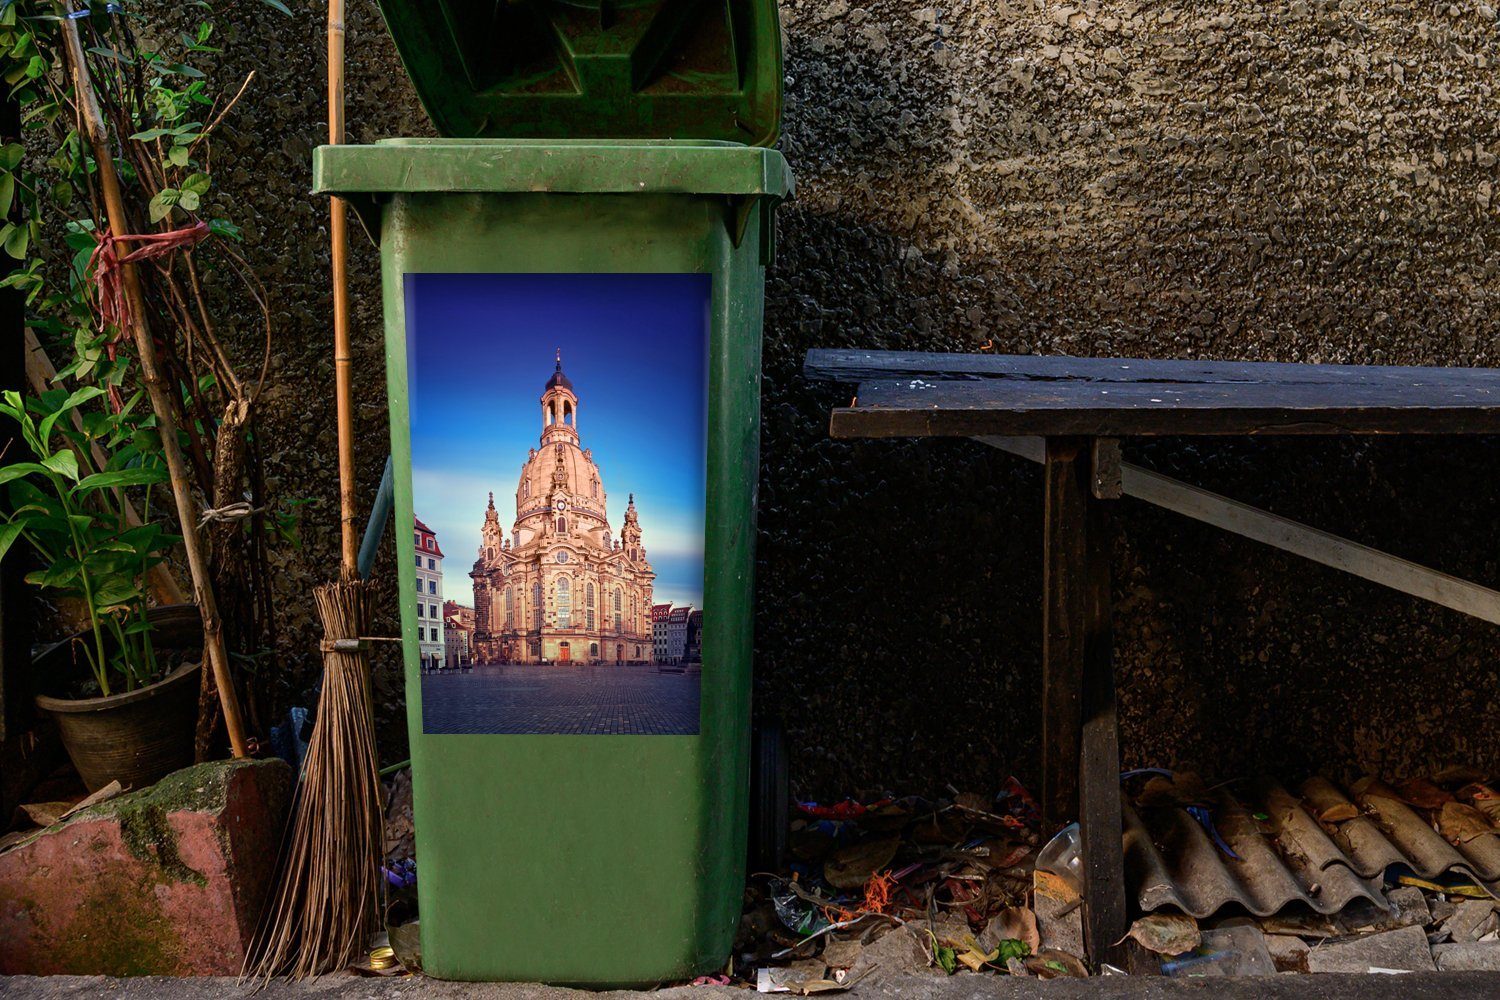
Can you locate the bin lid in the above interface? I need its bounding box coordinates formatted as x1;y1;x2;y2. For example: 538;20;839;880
373;0;784;146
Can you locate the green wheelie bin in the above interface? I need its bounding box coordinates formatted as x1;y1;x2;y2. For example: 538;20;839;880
312;0;792;986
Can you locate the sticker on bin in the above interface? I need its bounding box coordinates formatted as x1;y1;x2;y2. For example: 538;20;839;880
406;273;708;735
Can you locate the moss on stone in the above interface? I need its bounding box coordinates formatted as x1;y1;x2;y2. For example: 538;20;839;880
27;758;285;886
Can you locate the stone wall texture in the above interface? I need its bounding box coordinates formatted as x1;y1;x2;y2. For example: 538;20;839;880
188;1;1500;795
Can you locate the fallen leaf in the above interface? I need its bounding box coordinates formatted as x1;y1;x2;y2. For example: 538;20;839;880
1025;949;1088;978
1315;802;1360;823
59;780;124;820
1124;913;1201;956
1397;777;1453;811
1457;783;1500;824
824;837;899;890
18;802;70;828
1438;801;1496;845
983;907;1040;955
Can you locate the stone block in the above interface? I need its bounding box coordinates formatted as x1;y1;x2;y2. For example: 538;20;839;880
1264;933;1310;973
0;758;292;975
1304;924;1436;974
1433;942;1500;972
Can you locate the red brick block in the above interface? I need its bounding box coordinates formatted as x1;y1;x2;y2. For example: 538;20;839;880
0;758;292;975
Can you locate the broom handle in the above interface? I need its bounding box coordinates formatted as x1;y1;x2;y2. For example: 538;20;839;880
329;0;358;577
61;8;248;759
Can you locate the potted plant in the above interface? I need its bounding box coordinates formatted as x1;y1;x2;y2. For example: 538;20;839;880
0;384;199;791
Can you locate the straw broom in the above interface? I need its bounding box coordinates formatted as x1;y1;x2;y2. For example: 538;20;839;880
244;0;383;977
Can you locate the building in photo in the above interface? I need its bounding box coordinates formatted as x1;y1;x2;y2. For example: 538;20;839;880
414;516;445;671
663;605;693;664
444;610;471;669
684;608;703;666
651;603;671;662
471;355;656;665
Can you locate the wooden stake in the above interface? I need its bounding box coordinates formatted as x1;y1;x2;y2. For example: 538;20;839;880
328;0;358;577
61;8;248;758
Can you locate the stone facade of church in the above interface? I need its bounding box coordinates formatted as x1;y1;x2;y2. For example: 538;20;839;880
470;356;656;665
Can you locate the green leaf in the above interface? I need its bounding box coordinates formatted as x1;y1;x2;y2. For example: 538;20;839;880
76;467;167;492
0;461;51;486
0;172;12;217
258;0;294;15
208;218;241;241
92;580;142;609
180;171;211;196
0;519;24;563
178;189;200;212
0;142;21;170
38;385;105;444
2;220;27;258
26;556;81;588
148;188;178;222
41;450;80;481
167;144;190;167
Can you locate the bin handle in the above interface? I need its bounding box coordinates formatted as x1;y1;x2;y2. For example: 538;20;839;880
357;454;394;581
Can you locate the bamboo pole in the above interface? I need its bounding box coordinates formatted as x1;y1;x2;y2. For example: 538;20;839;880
61;8;248;758
24;329;188;607
328;0;358;576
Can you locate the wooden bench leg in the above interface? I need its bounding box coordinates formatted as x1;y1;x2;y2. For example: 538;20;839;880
1042;438;1086;833
1080;496;1127;966
1043;437;1128;968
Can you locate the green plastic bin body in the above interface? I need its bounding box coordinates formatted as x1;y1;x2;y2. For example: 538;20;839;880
314;139;790;984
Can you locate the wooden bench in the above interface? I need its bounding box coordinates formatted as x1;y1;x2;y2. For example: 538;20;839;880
804;348;1500;966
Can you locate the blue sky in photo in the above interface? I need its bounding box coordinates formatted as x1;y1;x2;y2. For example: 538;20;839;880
407;273;708;609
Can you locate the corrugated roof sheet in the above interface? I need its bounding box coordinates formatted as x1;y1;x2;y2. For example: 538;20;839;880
1123;776;1500;920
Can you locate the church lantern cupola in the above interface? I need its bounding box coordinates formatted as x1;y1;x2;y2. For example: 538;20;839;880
540;349;579;446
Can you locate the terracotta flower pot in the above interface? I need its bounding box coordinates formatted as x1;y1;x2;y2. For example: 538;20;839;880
33;604;203;792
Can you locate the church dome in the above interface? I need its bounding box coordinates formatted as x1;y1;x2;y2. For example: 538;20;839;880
516;441;605;514
543;355;573;394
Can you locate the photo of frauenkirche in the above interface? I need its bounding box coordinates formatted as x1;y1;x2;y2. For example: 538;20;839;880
469;353;657;666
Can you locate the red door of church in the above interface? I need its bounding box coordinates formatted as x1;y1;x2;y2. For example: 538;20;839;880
559;642;571;663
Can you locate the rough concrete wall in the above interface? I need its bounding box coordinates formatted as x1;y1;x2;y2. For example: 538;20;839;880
190;1;1500;793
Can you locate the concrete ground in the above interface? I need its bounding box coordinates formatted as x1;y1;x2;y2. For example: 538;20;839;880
3;974;1500;999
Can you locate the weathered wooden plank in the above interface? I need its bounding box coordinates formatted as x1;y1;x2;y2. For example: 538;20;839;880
806;348;1500;392
976;436;1500;627
1042;438;1087;833
1120;464;1500;626
830;377;1500;438
1079;497;1127;967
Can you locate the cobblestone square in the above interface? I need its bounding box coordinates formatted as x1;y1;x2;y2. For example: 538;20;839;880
420;662;700;735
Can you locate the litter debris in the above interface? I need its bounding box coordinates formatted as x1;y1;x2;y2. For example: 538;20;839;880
1162;925;1274;977
741;783;1054;985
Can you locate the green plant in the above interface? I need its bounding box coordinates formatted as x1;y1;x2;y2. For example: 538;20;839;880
0;0;295;746
0;384;179;695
